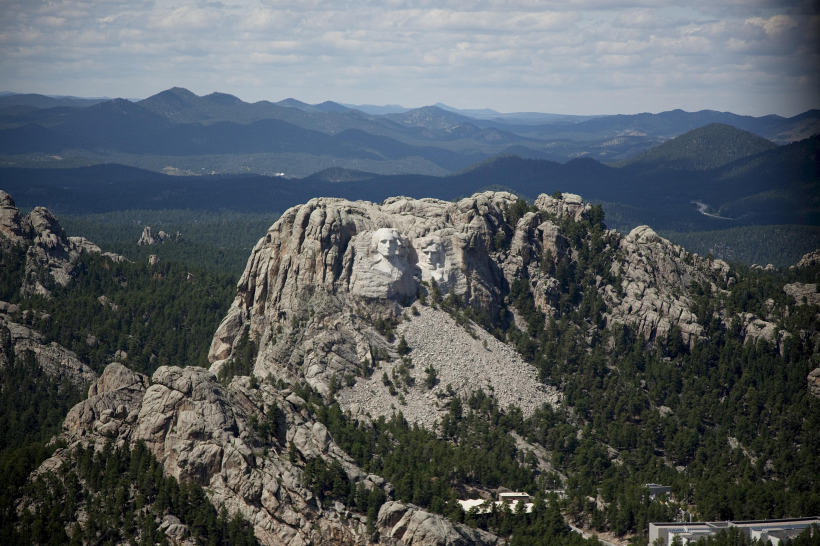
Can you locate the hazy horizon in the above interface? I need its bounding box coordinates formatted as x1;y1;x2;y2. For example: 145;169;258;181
2;86;818;119
1;1;818;117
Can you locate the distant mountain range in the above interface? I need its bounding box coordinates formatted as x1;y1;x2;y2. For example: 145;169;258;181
2;122;816;233
0;88;817;224
1;87;818;180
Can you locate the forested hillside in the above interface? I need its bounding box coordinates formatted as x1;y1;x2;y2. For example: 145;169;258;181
661;225;820;269
0;190;818;545
59;209;278;275
294;205;820;540
0;260;256;544
618;124;778;170
2;131;817;235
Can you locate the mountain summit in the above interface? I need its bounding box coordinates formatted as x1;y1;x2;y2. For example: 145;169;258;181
620;123;779;170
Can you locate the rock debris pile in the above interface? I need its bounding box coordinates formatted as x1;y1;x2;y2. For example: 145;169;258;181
338;305;560;428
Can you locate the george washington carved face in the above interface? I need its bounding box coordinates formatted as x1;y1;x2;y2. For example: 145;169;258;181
349;227;418;298
372;228;401;260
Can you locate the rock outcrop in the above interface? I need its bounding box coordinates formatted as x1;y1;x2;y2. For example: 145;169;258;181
209;191;736;410
0;190;125;296
795;249;820;269
138;226;180;245
737;313;780;347
783;283;820;306
534;192;591;222
209;192;518;398
0;306;98;388
601;225;730;345
0;191;29;244
377;502;498;545
39;362;496;546
809;368;820;398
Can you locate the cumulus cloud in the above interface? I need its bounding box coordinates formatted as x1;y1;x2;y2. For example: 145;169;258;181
0;0;816;115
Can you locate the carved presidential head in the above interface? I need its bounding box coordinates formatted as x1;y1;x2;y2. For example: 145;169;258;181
371;228;402;259
416;237;445;270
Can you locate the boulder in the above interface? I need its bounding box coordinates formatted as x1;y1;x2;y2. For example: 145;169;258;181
809;368;820;398
377;501;498;545
795;249;820;269
534;192;591;221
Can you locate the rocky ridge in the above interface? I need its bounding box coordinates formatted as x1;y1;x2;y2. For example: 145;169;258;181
0;190;125;296
138;226;181;245
39;362;497;546
0;302;98;388
209;191;735;421
602;225;730;345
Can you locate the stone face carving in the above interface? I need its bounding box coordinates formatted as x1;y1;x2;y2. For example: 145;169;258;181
372;228;405;271
350;228;419;299
209;191;734;400
414;235;457;290
208;192;516;395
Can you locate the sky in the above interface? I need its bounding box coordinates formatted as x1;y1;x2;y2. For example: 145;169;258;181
1;0;818;116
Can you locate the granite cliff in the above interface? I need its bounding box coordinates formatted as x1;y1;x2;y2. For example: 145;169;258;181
0;190;124;297
208;191;733;425
38;362;499;546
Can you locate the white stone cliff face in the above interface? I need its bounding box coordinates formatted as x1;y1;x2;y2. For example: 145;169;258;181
209;191;733;409
208;192;518;397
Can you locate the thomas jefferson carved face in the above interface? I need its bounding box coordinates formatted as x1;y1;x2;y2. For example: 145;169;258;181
372;228;401;259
